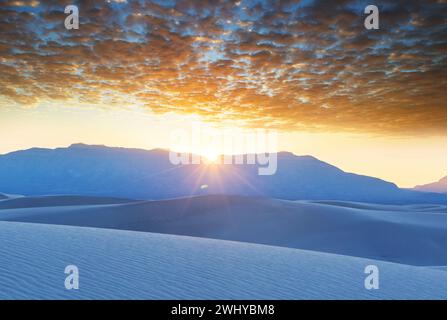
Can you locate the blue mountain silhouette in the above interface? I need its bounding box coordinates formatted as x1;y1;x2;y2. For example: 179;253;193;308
1;143;446;204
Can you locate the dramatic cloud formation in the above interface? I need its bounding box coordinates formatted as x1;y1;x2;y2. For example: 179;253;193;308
0;0;446;134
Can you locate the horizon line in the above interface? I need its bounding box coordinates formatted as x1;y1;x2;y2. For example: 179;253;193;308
0;142;300;158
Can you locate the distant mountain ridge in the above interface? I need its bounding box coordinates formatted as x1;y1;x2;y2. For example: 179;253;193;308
414;176;447;194
1;143;447;204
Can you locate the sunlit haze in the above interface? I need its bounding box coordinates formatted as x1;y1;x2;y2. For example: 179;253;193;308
1;103;446;188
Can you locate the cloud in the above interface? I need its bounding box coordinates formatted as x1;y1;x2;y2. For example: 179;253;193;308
0;0;446;135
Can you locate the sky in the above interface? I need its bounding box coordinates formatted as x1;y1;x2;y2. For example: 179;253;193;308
0;0;446;188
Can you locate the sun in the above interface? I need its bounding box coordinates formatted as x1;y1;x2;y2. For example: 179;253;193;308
202;151;220;164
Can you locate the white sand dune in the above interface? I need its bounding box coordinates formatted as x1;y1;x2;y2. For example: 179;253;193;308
309;200;447;212
0;221;446;300
431;266;447;271
0;195;135;209
1;195;447;266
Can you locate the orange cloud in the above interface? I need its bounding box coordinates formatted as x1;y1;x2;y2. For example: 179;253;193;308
0;0;446;135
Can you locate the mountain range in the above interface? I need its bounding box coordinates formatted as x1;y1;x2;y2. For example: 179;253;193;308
0;143;446;204
415;176;447;194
